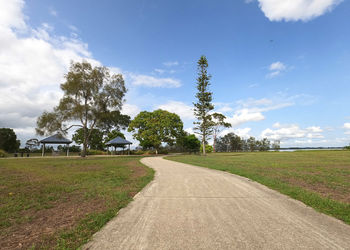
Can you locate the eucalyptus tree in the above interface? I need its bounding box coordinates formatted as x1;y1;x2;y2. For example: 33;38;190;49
36;61;127;157
212;113;231;153
193;55;215;155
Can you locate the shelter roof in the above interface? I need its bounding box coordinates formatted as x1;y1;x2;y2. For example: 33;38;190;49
106;136;132;146
39;134;72;144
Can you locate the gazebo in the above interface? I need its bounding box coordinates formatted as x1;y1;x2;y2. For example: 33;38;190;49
105;137;132;155
40;134;72;157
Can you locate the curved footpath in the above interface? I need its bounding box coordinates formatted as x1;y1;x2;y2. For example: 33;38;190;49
84;157;350;249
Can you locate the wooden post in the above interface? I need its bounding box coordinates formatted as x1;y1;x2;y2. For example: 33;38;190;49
67;144;69;157
42;143;45;157
128;144;130;155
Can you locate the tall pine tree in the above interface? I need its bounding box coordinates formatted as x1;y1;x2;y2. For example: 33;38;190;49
193;55;214;155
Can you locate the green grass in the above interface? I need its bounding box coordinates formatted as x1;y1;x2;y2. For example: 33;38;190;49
166;151;350;225
0;156;154;249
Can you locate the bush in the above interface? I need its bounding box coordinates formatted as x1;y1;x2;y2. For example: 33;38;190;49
132;150;145;155
0;149;7;157
86;149;107;155
200;144;213;153
158;148;168;155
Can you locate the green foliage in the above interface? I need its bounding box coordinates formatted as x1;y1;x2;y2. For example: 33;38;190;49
96;110;130;134
182;134;201;153
128;109;183;153
272;140;281;151
73;128;104;150
86;149;107;155
200;144;213;153
193;55;215;155
0;128;20;153
36;61;127;157
0;149;7;157
215;133;271;152
212;113;231;152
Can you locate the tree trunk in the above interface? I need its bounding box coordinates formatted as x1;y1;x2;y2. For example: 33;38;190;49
213;133;216;153
81;126;88;157
155;148;158;155
202;134;206;156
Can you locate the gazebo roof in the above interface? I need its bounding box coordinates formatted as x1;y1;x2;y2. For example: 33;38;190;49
106;136;132;146
40;134;72;144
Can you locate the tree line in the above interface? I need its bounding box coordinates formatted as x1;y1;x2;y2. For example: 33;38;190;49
215;133;280;152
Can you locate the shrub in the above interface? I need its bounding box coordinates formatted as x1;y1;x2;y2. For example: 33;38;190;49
86;149;107;155
158;148;168;155
132;150;145;155
200;144;213;153
0;149;7;157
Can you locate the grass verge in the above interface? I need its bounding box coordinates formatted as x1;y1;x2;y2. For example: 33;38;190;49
166;151;350;225
0;156;154;249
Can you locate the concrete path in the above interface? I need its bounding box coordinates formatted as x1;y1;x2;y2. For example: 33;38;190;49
84;157;350;250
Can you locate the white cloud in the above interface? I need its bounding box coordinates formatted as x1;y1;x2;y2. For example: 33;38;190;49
261;123;324;141
254;0;343;22
220;127;252;139
129;74;181;88
227;109;265;127
269;61;286;71
0;0;102;145
49;8;57;17
121;104;141;118
343;123;350;134
157;101;193;120
163;61;178;67
343;123;350;129
154;68;165;74
267;61;287;78
223;97;295;127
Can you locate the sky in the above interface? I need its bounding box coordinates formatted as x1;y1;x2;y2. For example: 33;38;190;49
0;0;350;148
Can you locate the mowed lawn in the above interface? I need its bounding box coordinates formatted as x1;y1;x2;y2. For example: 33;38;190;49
0;156;154;249
166;150;350;224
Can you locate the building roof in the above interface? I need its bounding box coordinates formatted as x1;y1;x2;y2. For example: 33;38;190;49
106;136;132;146
39;134;72;144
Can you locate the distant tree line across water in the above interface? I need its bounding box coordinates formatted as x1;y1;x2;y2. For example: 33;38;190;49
214;133;281;152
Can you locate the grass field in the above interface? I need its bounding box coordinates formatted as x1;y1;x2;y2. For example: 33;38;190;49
166;150;350;225
0;156;154;249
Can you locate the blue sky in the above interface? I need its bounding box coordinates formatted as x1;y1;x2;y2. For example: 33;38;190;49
1;0;350;147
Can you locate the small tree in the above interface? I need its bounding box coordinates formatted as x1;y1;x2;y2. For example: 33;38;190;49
272;140;281;151
128;109;183;154
183;134;201;153
193;55;215;155
36;61;127;157
212;113;231;153
0;128;20;153
247;136;257;152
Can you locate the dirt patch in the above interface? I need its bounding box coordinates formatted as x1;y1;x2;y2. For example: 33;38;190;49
0;195;106;250
285;177;350;204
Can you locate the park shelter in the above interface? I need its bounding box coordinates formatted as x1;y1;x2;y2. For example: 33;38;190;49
39;134;72;157
106;137;132;155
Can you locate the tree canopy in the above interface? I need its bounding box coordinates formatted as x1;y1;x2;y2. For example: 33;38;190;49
36;61;127;157
128;109;183;154
212;113;231;152
0;128;20;153
72;128;104;150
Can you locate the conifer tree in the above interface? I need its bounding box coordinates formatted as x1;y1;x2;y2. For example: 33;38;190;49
193;55;214;155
